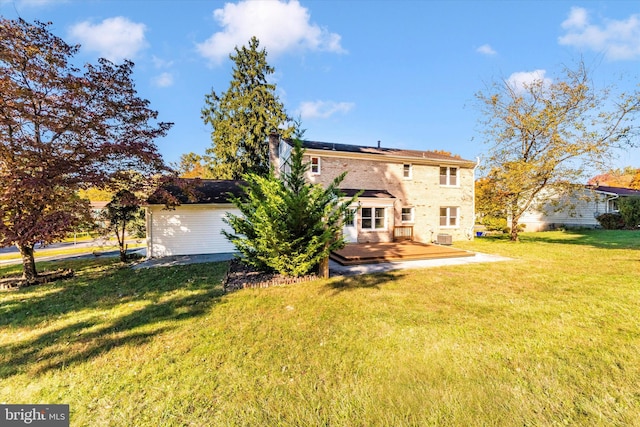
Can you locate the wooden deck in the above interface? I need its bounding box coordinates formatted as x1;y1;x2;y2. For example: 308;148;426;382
330;241;475;266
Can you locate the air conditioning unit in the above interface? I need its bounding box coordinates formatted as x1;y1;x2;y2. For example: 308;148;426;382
436;234;452;245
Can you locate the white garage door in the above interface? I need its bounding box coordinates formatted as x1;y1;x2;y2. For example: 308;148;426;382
148;205;241;257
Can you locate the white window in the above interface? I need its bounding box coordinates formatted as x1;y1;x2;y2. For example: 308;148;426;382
439;167;457;186
401;207;414;223
361;207;386;230
403;163;412;179
279;141;292;174
310;157;321;174
344;208;356;227
440;207;459;227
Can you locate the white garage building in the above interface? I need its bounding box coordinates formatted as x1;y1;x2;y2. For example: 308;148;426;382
144;180;243;258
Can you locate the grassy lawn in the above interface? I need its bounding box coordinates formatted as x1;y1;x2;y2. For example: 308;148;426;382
1;230;639;426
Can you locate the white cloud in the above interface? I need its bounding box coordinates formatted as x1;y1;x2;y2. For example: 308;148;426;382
197;0;345;65
477;44;497;55
152;55;174;69
68;17;147;63
153;72;174;88
561;6;589;29
298;100;354;120
559;7;640;61
506;70;552;93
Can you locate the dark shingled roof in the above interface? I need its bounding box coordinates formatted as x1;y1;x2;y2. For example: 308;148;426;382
147;179;244;205
594;186;640;196
299;140;475;165
147;180;397;205
339;189;396;199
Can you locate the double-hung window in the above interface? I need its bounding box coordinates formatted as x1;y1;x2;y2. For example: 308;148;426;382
401;207;414;223
440;207;459;227
310;157;321;174
361;207;386;230
439;167;457;186
403;164;412;179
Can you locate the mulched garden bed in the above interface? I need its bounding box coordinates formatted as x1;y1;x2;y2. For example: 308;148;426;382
223;259;317;292
0;269;74;291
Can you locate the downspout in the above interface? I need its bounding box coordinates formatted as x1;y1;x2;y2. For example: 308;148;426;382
146;208;152;259
606;194;619;213
469;157;481;239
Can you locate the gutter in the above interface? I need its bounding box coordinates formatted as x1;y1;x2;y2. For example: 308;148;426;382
303;147;477;168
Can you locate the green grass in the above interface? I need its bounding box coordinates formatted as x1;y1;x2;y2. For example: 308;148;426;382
1;230;639;426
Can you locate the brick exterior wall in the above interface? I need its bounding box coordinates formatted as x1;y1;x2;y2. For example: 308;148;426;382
304;153;475;243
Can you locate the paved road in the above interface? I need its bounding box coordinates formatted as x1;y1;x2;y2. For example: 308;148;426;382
0;239;144;266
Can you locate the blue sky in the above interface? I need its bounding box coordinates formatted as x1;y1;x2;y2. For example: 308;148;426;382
2;0;639;172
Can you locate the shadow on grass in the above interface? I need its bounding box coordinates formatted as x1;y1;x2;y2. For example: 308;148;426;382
480;229;640;250
0;259;228;379
326;271;405;294
523;230;640;249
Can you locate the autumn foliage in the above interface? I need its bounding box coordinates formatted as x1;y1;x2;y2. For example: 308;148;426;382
476;62;640;241
0;19;171;283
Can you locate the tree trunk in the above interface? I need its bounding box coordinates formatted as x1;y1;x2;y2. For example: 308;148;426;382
119;244;128;262
117;222;127;262
318;256;329;279
16;243;38;284
509;200;520;242
510;217;520;242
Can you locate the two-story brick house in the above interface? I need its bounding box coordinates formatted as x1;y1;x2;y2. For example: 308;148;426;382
270;135;477;244
144;136;477;258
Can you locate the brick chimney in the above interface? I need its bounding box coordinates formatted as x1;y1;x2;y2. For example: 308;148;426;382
268;133;280;177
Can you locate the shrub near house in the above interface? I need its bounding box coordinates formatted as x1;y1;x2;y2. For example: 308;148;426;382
224;140;358;278
598;196;640;229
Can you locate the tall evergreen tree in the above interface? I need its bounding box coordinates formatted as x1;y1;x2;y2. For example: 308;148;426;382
223;140;358;278
202;37;293;179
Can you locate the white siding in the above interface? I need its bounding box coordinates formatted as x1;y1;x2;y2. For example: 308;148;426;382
147;204;240;257
519;188;605;231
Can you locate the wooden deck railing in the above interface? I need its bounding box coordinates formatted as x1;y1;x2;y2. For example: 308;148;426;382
393;225;413;241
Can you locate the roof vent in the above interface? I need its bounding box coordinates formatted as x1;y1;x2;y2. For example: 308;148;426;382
377;140;381;148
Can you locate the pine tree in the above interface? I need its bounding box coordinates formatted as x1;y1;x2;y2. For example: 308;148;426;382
202;37;293;179
223;140;358;278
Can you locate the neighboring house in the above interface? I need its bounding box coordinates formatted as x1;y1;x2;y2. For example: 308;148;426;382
89;201;109;228
144;137;477;258
269;135;478;244
518;185;640;231
144;180;244;258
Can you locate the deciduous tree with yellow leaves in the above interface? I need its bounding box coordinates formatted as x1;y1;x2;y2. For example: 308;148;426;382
476;62;640;241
